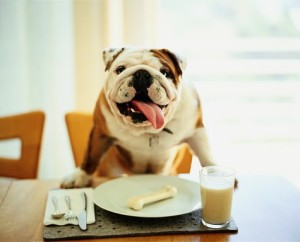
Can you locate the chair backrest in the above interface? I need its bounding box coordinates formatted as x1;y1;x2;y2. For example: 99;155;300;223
65;112;193;175
169;143;193;174
65;112;93;167
0;111;45;178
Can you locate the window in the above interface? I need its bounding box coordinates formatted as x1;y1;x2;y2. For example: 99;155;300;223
158;0;300;187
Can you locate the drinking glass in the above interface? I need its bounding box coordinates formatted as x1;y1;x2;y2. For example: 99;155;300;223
200;166;235;228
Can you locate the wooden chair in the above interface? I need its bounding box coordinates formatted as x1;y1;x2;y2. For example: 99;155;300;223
65;112;193;175
0;111;45;179
65;112;93;168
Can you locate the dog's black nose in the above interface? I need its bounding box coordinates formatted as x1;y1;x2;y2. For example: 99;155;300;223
133;70;153;89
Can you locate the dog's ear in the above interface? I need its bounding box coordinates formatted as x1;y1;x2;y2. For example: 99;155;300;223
102;47;125;71
169;50;187;72
159;49;187;75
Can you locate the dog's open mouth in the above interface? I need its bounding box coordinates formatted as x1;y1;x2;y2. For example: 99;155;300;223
117;100;166;129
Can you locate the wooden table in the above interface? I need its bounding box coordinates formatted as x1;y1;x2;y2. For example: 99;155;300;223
0;175;299;242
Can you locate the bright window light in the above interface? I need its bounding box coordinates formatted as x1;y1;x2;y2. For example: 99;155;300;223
157;0;300;187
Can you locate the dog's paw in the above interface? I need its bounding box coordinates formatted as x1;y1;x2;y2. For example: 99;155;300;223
60;168;92;188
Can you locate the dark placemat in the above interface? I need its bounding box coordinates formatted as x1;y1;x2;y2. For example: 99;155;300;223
44;205;238;240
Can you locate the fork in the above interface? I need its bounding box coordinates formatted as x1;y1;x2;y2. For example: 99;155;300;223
64;195;77;220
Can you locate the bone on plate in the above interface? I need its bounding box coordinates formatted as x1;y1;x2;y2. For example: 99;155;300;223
127;185;178;211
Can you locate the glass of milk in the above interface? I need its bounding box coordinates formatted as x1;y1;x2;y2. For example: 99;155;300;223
200;166;235;228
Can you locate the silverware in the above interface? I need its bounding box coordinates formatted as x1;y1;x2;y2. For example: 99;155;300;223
64;195;77;220
51;196;65;219
78;192;87;230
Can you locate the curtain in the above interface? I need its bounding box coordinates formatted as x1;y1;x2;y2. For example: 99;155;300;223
0;0;157;179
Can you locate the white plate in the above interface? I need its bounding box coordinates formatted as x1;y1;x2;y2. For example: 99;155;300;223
93;175;201;218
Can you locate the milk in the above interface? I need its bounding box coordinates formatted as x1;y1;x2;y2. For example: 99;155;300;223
201;183;233;225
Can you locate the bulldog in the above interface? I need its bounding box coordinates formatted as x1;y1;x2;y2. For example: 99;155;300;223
61;47;216;188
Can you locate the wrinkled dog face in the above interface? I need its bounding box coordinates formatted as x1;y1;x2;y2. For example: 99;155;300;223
102;48;186;135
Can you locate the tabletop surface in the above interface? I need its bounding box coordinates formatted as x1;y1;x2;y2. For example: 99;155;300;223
0;175;300;242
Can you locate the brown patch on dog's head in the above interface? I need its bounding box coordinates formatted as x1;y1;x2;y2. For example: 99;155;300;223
103;48;125;71
151;49;186;87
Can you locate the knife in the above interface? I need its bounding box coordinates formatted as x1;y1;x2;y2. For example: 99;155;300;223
78;192;87;230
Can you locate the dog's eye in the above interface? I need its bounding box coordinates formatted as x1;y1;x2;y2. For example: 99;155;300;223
160;68;172;78
116;66;126;74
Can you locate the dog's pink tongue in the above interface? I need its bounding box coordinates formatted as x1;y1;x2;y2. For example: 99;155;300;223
131;100;164;129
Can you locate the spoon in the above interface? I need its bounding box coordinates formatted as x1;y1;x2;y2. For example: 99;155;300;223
51;196;65;219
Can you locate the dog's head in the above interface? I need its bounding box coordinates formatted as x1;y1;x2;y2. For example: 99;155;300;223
102;47;186;135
